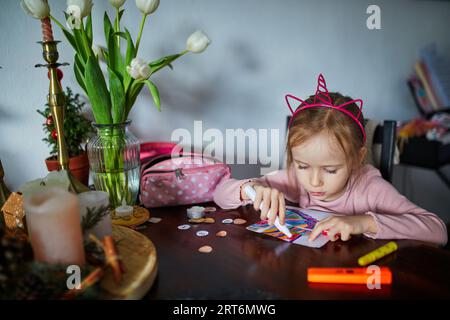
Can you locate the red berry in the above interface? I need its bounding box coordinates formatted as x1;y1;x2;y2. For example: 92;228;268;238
47;68;63;81
45;115;53;126
51;130;58;140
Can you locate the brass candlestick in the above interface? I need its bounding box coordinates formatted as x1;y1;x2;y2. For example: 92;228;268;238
0;160;11;209
37;41;69;169
35;41;89;193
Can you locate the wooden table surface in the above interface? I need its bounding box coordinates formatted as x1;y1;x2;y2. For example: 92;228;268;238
141;202;450;299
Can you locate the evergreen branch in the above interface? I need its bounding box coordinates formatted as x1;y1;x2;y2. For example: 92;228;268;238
36;87;93;158
81;205;111;232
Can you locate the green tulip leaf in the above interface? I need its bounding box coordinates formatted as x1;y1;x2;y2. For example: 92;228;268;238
74;54;86;93
104;12;113;65
149;53;183;74
108;31;124;81
123;28;135;66
61;29;77;52
125;81;144;118
85;14;93;46
144;79;161;112
108;67;125;123
84;57;112;124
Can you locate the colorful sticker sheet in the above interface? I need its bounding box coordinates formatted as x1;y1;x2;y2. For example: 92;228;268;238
246;206;331;248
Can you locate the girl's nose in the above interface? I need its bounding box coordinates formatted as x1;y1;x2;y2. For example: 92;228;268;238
310;170;323;187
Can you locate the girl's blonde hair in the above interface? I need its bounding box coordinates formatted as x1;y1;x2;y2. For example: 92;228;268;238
286;92;366;179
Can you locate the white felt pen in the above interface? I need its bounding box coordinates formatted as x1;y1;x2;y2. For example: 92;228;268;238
243;184;293;238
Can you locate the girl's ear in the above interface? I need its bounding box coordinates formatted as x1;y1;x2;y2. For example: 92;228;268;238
359;146;368;164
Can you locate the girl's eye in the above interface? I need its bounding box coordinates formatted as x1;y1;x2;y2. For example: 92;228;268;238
298;165;308;170
325;169;337;174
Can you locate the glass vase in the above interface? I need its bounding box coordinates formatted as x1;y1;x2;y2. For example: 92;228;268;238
87;120;140;208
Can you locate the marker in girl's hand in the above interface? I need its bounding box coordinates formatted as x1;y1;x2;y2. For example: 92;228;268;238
243;185;293;239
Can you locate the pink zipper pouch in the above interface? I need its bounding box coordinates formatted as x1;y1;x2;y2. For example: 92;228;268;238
140;141;181;164
140;153;231;208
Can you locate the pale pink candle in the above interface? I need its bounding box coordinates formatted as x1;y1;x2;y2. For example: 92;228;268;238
25;189;85;265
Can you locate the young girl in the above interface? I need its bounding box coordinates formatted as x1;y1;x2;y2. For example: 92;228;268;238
213;74;447;245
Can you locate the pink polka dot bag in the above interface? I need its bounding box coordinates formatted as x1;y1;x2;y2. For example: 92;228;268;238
140;152;231;208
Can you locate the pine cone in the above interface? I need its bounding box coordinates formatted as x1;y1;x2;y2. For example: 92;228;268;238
0;234;33;298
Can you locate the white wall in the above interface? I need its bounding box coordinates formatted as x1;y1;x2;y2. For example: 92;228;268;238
1;0;449;218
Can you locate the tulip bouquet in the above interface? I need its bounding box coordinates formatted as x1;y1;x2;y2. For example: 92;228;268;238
22;0;210;206
21;0;210;123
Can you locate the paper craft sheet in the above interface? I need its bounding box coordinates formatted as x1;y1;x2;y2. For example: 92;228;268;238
246;206;331;248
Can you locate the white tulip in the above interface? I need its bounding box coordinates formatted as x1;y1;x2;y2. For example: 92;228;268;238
20;0;50;19
135;0;160;15
92;44;106;61
127;57;151;80
139;64;151;79
66;14;81;30
66;5;81;19
186;30;211;54
109;0;126;8
130;57;145;68
126;65;141;79
66;5;82;29
67;0;93;19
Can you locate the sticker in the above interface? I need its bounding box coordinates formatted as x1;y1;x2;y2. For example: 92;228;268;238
177;224;191;230
198;245;213;253
222;218;233;224
189;218;205;223
148;217;162;224
233;218;247;225
216;231;227;237
196;230;209;237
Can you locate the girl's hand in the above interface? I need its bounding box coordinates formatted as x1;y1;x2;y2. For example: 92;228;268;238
308;215;378;242
240;182;286;226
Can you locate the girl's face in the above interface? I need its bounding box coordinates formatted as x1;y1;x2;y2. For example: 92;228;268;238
291;130;352;202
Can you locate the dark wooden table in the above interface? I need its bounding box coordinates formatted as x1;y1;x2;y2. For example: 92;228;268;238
141;202;450;299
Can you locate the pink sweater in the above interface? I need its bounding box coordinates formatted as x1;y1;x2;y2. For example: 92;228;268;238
213;164;448;245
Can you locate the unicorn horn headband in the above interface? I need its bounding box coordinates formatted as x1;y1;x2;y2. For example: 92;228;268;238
285;74;366;143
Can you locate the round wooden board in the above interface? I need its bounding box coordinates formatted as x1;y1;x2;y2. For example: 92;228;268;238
100;224;158;299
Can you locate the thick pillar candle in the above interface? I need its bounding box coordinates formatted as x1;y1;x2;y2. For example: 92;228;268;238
25;188;85;265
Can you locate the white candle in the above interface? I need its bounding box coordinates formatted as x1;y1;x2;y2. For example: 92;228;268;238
78;191;111;240
115;198;134;217
24;188;85;265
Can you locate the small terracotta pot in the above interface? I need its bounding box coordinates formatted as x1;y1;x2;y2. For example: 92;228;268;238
45;152;90;186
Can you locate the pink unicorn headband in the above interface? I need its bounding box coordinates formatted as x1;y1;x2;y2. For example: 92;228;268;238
285;74;366;143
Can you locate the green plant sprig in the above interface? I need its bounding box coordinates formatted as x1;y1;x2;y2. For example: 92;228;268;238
37;87;93;158
81;204;112;232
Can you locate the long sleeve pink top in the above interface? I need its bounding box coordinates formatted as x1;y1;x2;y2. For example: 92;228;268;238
213;164;448;245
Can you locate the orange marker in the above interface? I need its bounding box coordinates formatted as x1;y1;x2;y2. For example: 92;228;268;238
307;267;392;285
